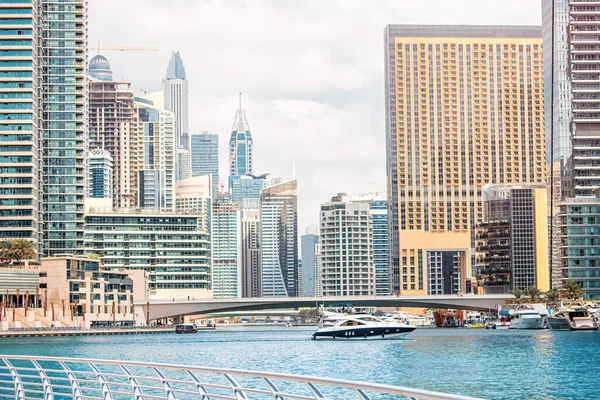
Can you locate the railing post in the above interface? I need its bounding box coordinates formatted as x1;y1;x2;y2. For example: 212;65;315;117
31;360;54;400
187;371;211;400
153;367;177;400
121;365;144;400
88;363;113;400
3;359;25;400
223;373;249;400
58;361;83;400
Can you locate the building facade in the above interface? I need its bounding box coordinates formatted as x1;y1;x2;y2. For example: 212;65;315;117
135;96;175;210
176;147;190;181
560;190;600;300
240;199;261;298
384;25;546;295
320;194;375;296
88;79;136;209
229;93;253;177
370;198;390;295
211;194;241;298
84;209;211;300
260;179;298;297
190;132;219;197
300;232;319;297
229;174;269;202
163;51;189;151
175;175;212;233
88;149;113;199
89;54;112;81
475;184;550;293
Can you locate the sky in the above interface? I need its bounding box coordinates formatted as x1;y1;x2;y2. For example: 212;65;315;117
89;0;541;237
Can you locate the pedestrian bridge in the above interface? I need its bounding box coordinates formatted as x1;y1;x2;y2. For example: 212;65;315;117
138;294;513;321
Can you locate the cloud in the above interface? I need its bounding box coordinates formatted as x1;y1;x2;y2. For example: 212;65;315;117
88;0;542;237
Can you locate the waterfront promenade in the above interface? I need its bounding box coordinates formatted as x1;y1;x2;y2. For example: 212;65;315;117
0;326;215;338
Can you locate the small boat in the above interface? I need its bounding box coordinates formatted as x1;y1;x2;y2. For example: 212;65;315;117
547;307;598;331
312;315;417;340
175;323;198;334
510;308;544;330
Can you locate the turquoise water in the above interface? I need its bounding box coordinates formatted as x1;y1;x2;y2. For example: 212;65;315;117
0;326;598;399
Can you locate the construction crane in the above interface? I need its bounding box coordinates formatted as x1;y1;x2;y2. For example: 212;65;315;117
88;46;158;52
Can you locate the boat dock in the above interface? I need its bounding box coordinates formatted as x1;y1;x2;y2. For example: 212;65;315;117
0;326;215;338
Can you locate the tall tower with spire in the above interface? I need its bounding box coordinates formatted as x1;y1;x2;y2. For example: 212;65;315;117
163;51;190;151
229;93;253;177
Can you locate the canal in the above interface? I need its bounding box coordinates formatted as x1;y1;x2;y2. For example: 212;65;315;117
1;326;598;399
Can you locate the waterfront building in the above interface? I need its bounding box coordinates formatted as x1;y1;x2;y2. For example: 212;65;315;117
474;184;549;294
88;149;113;200
176;147;191;181
260;179;298;297
41;255;148;328
229;94;253;177
88;79;136;208
229;174;270;202
300;229;319;297
163;51;189;151
384;25;545;295
240;198;261;298
84;208;211;300
211;194;241;298
369;198;390;295
175;175;212;233
89;54;113;81
320;193;375;296
314;243;323;297
0;265;39;307
559;189;600;300
135;96;175;210
190;132;219;197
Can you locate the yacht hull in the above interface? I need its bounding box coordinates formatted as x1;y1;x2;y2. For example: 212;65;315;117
510;317;544;330
547;317;598;331
312;325;417;340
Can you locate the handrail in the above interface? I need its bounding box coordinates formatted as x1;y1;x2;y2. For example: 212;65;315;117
0;355;482;400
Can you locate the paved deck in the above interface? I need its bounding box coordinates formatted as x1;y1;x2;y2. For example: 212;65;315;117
0;326;215;338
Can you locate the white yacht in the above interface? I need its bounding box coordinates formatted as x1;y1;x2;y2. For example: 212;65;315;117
547;307;598;331
312;315;417;340
510;308;544;329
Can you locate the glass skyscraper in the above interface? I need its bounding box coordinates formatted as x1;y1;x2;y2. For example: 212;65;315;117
190;131;218;196
300;232;319;297
0;1;86;257
163;51;189;151
229;174;269;202
229;93;253;177
370;199;390;295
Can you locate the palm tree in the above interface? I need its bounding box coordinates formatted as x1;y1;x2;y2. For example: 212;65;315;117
510;288;523;299
561;280;584;300
0;240;11;264
527;286;542;303
8;239;35;264
545;289;561;307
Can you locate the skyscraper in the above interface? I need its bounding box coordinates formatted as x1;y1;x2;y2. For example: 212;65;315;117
176;147;190;181
191;132;219;196
241;199;262;298
175;175;212;233
212;194;241;298
384;25;545;295
88;76;136;209
260;179;298;297
135;96;175;210
370;198;390;295
89;54;113;81
229;174;270;202
163;51;189;151
300;229;319;297
229;93;253;177
88;149;114;200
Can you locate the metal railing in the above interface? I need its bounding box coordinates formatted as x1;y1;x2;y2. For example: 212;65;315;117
0;355;481;400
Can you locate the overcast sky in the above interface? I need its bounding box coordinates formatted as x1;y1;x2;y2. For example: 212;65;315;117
89;0;541;237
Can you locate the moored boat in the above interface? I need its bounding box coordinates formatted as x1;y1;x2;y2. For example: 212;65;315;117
547;307;598;331
175;323;198;334
312;315;417;340
510;308;544;330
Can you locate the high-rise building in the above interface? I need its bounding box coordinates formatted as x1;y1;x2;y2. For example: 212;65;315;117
175;175;212;233
88;78;136;209
314;243;323;297
560;189;600;300
320;193;375;296
229;93;253;177
212;194;241;298
84;208;212;300
135;96;175;210
191;132;219;197
370;198;390;295
163;51;189;151
88;149;113;200
176;147;190;181
89;54;113;81
300;230;319;297
475;184;549;294
384;25;545;295
44;0;88;256
229;174;270;202
260;179;298;297
240;198;261;298
0;1;44;254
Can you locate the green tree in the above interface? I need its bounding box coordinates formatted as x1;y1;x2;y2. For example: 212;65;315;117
561;280;584;300
0;240;11;263
8;239;35;263
545;289;561;306
527;286;542;303
510;289;523;299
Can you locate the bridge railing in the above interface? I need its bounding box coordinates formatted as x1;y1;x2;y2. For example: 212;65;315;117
0;355;481;400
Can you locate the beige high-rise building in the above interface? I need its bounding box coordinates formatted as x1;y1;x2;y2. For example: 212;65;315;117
384;25;546;295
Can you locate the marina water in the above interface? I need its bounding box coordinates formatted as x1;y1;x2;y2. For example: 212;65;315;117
2;326;598;399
